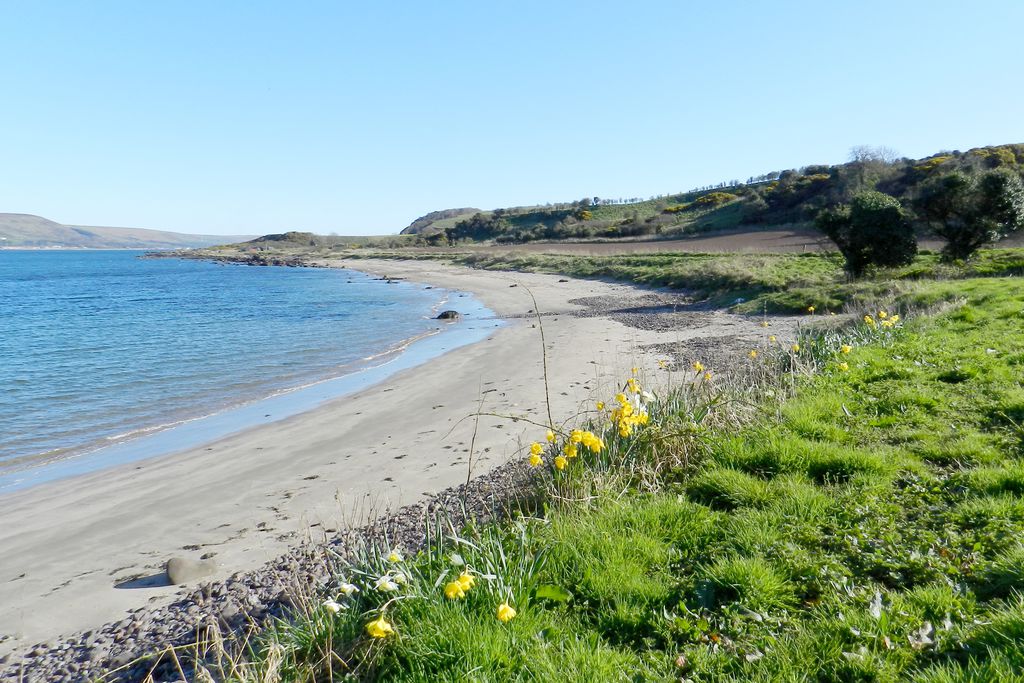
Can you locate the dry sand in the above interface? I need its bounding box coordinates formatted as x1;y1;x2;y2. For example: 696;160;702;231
0;260;794;660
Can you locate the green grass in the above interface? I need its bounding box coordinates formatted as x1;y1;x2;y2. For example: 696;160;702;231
347;248;1024;314
150;274;1024;682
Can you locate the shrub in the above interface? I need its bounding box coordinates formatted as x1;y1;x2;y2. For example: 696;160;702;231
916;168;1024;261
816;191;918;277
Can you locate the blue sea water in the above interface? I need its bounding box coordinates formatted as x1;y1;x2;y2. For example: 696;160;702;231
0;251;496;491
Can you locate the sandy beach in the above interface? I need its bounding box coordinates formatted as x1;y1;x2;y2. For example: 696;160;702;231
0;259;796;669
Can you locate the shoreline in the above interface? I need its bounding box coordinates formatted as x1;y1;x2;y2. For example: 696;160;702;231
0;259;797;674
0;270;499;494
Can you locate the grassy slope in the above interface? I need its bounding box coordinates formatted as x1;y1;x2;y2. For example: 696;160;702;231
181;266;1024;682
351;248;1024;313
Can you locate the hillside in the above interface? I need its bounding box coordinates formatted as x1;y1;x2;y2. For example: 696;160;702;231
415;143;1024;246
399;207;481;235
0;213;254;249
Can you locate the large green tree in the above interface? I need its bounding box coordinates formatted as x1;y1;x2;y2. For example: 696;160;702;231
915;168;1024;260
816;191;917;277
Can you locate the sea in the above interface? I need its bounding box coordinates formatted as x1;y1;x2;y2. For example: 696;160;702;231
0;250;497;493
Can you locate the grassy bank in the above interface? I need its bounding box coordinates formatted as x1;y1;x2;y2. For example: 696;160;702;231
347;248;1024;314
144;271;1024;682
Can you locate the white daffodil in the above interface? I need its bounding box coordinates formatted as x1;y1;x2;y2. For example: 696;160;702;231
338;582;359;597
323;599;344;614
375;575;399;592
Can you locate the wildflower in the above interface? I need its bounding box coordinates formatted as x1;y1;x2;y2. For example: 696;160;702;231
840;344;852;354
769;335;777;343
658;359;668;369
497;602;517;623
760;321;769;328
387;549;403;564
570;429;583;443
839;362;849;372
365;615;394;638
626;377;639;393
807;305;815;314
545;429;555;443
748;350;758;359
791;343;800;353
615;393;628;405
881;319;894;328
374;575;399;592
692;361;704;373
564;442;578;458
595;401;605;411
890;314;900;323
323;599;344;614
703;371;713;382
339;582;359;597
631;366;639;375
392;572;408;585
581;431;604;452
529;442;543;456
444;580;466;600
554;455;568;470
878;310;888;319
457;571;475;591
864;314;875;326
529;452;542;467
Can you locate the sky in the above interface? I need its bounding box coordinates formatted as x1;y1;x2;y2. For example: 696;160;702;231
1;1;1021;236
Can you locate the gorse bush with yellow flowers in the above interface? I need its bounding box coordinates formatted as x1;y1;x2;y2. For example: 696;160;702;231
145;275;1024;682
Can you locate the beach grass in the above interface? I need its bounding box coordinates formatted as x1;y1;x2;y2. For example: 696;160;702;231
128;267;1024;682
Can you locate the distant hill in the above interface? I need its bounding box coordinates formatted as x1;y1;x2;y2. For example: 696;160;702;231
0;213;254;249
400;208;481;235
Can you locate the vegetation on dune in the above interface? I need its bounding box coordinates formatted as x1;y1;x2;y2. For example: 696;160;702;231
130;268;1024;682
350;247;1024;314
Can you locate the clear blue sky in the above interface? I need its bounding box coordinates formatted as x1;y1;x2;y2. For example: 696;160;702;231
2;1;1021;236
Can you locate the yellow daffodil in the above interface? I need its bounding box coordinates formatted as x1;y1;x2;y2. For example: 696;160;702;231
703;371;713;382
760;321;769;328
840;344;852;354
387;550;403;563
457;571;475;591
626;377;639;393
890;314;900;323
545;429;555;443
615;393;628;405
658;359;669;369
365;615;394;638
748;350;758;359
444;580;466;599
570;429;583;443
878;310;888;319
769;335;777;343
807;305;815;314
791;343;800;353
631;366;639;374
529;442;543;456
864;315;875;326
529;452;542;467
595;401;605;411
497;602;517;623
839;362;849;371
564;442;578;458
692;361;704;373
554;455;567;470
